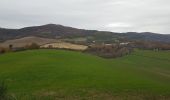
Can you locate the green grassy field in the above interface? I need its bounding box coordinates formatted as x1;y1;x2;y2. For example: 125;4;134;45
0;49;170;100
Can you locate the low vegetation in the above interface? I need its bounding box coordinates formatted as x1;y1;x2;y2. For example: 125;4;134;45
133;41;170;50
86;44;133;58
0;47;11;54
0;50;170;99
0;81;14;100
24;43;40;50
0;81;8;100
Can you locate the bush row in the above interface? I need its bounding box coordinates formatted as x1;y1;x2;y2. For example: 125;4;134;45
85;44;133;58
132;41;170;50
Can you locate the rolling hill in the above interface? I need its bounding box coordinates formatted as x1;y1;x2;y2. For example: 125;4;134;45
0;49;170;99
0;24;170;43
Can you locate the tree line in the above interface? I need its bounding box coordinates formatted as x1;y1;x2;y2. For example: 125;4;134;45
85;44;133;58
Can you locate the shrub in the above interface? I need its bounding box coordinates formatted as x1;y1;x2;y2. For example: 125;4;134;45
0;47;6;54
86;44;133;58
0;47;10;54
24;43;40;50
132;41;170;50
9;45;13;50
0;81;8;100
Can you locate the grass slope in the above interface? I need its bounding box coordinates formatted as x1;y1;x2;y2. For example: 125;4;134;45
0;50;170;99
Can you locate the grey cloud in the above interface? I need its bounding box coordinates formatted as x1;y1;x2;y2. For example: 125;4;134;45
0;0;170;34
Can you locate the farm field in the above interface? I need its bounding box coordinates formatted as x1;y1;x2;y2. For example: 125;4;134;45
0;37;58;48
0;49;170;100
40;42;88;51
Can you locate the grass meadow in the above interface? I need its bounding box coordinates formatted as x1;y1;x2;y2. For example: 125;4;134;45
0;49;170;99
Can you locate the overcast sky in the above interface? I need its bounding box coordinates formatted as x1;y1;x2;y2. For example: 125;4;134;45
0;0;170;34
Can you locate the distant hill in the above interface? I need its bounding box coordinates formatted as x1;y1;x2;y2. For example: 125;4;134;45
0;24;170;43
0;24;88;41
123;32;170;43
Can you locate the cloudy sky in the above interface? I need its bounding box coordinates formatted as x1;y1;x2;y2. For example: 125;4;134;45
0;0;170;34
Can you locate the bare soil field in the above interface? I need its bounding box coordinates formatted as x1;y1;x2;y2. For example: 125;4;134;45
41;42;88;50
0;36;58;48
